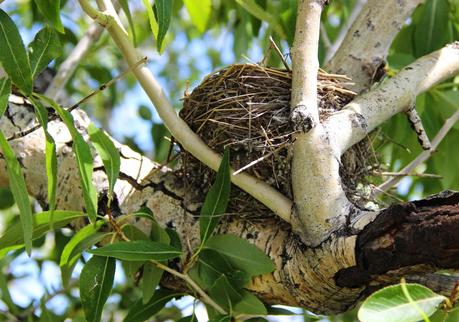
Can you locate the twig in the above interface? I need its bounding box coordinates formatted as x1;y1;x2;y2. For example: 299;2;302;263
376;108;459;195
45;22;104;102
77;0;293;224
269;36;290;71
406;106;431;150
7;57;147;142
373;171;442;179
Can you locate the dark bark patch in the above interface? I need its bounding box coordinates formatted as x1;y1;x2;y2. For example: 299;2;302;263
335;191;459;288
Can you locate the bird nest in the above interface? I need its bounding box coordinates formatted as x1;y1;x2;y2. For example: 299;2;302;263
179;64;376;218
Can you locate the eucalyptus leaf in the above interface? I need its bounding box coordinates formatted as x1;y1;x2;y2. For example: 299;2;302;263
80;256;116;322
0;9;33;95
88;240;181;261
358;283;446;322
0;131;33;255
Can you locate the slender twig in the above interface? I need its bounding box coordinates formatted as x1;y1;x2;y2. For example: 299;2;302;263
45;22;104;102
7;58;147;141
373;171;442;179
376;108;459;195
406;106;431;150
77;0;293;223
268;36;290;71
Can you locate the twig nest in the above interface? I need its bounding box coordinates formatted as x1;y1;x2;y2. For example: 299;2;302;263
180;64;372;216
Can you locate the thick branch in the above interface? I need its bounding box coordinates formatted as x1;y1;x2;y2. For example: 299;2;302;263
326;0;422;92
324;43;459;156
77;0;293;223
2;97;459;315
290;0;352;246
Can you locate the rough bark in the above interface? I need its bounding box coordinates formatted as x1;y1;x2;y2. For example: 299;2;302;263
2;96;459;314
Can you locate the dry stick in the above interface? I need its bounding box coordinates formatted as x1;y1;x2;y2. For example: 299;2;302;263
406;106;432;150
373;171;442;179
376;108;459;196
45;22;104;102
78;0;293;224
268;36;291;71
7;57;147;142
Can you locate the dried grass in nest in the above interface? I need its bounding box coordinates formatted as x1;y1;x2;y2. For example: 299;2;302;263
179;63;377;218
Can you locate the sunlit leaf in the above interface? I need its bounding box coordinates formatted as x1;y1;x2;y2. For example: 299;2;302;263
80;256;116;322
28;26;62;79
88;123;120;203
0;9;33;95
0;131;33;255
119;0;137;46
183;0;211;33
358;283;446;322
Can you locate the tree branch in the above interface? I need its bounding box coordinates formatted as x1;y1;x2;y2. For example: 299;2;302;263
324;43;459;156
76;0;293;223
325;0;422;93
290;0;352;246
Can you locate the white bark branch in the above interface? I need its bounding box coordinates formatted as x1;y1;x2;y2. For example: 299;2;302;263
325;0;422;93
324;43;459;156
77;0;293;223
290;0;351;246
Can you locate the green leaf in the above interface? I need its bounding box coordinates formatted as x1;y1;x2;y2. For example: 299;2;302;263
0;210;84;256
235;0;286;39
88;240;181;261
34;0;64;33
141;261;163;304
37;95;98;222
199;149;231;244
155;0;173;53
0;78;11;118
88;123;120;203
431;307;459;322
204;234;275;276
233;290;267;315
123;289;181;322
119;0;137;46
414;0;450;57
0;131;33;255
29;97;57;215
0;9;33;95
60;221;104;266
208;315;231;322
177;315;197;322
183;0;211;33
80;256;116;322
358;283;446;322
61;231;110;288
28;26;62;79
208;275;241;312
142;0;158;37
